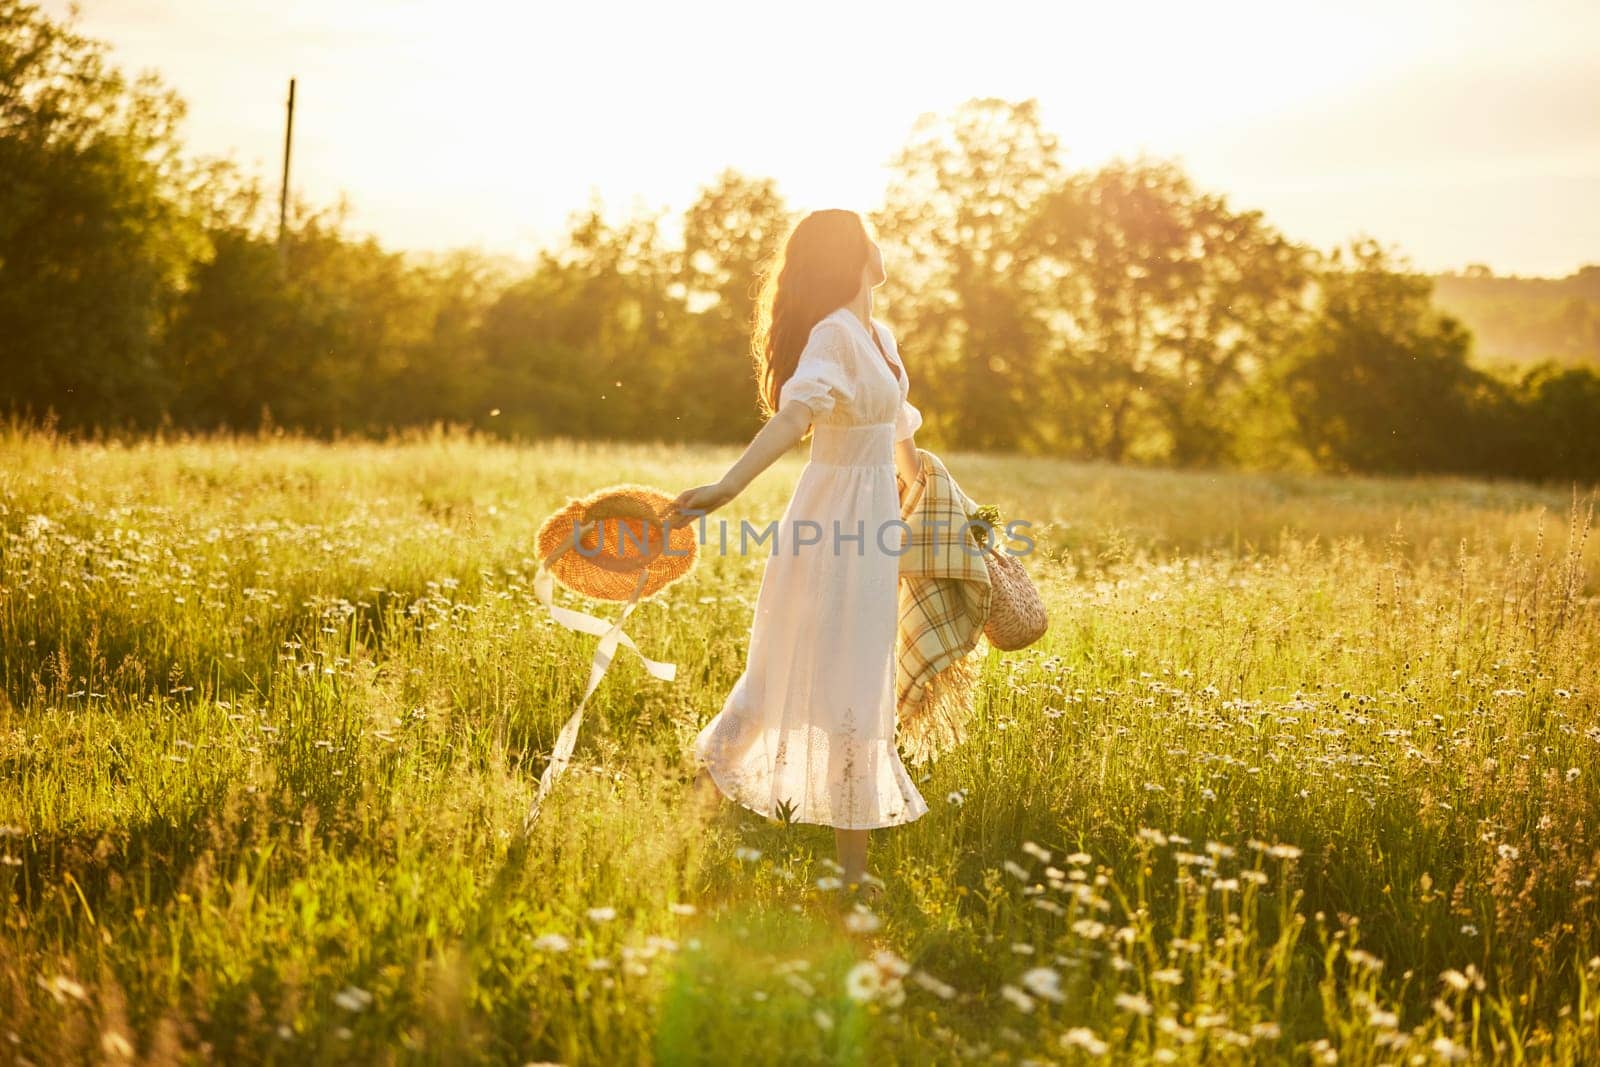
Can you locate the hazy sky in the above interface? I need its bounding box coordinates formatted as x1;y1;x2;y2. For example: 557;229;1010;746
44;0;1600;277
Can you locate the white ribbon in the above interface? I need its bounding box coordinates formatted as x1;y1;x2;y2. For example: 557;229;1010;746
524;523;679;829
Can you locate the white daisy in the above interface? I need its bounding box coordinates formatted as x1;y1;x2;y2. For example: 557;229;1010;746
333;986;372;1013
845;961;882;1002
1019;966;1064;1003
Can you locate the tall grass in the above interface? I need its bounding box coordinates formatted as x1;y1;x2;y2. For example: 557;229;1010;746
2;420;1596;1064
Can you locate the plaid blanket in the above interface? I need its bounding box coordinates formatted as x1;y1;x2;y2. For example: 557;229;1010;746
894;448;991;765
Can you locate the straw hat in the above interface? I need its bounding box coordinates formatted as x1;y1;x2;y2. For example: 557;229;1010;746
534;482;698;601
524;482;698;831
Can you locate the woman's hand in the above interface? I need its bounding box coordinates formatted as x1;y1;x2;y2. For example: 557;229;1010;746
665;478;739;530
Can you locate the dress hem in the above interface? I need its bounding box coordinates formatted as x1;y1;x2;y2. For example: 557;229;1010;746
695;749;931;831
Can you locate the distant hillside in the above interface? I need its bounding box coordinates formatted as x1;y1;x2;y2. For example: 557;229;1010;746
1431;265;1600;368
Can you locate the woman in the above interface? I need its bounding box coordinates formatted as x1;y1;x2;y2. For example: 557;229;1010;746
665;209;928;899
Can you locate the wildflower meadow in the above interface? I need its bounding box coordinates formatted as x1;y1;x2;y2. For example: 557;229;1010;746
2;421;1597;1065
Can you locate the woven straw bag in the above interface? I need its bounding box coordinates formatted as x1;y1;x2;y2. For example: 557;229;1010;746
979;543;1048;650
967;507;1048;651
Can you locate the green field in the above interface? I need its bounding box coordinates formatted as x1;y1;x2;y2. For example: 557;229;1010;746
2;422;1597;1065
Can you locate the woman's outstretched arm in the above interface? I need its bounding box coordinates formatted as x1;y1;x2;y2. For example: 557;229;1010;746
665;403;813;530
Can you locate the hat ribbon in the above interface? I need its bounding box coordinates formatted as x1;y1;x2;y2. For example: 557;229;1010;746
525;512;679;828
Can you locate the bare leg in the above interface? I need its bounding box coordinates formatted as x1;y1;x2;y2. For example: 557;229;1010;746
835;827;870;886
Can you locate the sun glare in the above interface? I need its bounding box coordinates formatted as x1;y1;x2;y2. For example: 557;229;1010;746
36;0;1600;274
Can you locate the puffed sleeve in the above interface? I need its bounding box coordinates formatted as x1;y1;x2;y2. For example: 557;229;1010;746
778;320;851;421
895;398;923;442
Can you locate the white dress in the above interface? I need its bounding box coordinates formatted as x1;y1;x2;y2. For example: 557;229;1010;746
693;305;930;830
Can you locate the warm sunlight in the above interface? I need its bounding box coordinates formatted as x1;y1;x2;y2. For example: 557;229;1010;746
42;0;1600;275
6;1;1600;1060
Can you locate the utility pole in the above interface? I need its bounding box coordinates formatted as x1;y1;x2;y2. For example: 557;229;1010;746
277;77;296;270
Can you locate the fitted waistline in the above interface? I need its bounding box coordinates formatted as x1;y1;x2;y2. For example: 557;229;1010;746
807;422;895;467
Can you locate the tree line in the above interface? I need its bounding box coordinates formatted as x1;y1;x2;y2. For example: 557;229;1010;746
3;1;1597;484
1430;265;1600;369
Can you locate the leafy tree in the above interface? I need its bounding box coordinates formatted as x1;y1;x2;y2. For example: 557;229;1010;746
1497;361;1600;482
674;169;793;442
1283;238;1497;475
166;192;502;436
1028;157;1313;464
679;168;789;328
0;0;208;430
480;198;687;441
392;248;504;431
873;97;1065;451
0;5;1591;485
1431;264;1600;368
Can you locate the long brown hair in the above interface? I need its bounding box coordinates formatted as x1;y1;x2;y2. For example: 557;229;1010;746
751;209;872;430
